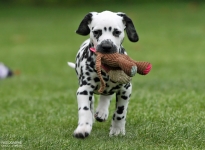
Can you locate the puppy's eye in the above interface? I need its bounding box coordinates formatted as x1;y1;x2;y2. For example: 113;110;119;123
93;31;99;35
93;30;102;36
113;30;121;37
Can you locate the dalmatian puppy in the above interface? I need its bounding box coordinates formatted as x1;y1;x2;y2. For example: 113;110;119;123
68;11;139;138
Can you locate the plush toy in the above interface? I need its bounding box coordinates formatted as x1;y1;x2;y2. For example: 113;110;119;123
90;48;152;93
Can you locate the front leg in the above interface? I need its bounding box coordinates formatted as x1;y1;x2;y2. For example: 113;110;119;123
73;85;94;138
109;83;132;136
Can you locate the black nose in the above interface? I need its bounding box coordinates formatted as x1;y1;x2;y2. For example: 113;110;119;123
102;42;112;50
97;40;117;54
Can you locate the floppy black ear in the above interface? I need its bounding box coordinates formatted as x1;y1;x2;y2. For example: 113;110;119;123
76;13;93;36
117;13;139;42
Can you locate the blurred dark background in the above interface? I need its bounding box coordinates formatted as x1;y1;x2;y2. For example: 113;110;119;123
0;0;203;6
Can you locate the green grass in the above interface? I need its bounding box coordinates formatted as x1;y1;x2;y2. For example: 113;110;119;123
0;2;205;149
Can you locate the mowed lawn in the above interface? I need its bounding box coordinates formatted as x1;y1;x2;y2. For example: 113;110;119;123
0;2;205;149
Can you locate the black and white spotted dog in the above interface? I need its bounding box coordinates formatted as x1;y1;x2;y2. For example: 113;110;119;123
68;11;139;138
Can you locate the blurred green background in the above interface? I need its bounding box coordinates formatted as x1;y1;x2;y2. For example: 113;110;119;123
0;0;205;149
0;0;203;6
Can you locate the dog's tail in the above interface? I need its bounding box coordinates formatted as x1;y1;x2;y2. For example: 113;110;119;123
67;62;75;69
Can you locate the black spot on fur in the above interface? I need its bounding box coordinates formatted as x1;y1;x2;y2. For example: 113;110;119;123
87;77;91;81
81;48;89;60
113;28;121;37
116;95;118;103
113;85;121;90
90;61;95;68
81;80;88;86
85;72;90;76
103;77;109;82
94;85;98;91
93;30;102;41
107;91;114;95
117;117;122;120
91;85;95;89
82;75;85;80
79;66;83;79
87;57;92;62
101;70;107;76
89;91;93;95
86;64;94;72
89;42;94;48
83;106;89;110
78;107;81;110
113;114;115;120
121;95;128;100
109;27;112;31
76;53;80;59
94;77;100;82
110;86;122;95
104;27;107;31
89;96;92;101
124;83;131;90
75;70;78;76
79;90;88;95
117;106;124;114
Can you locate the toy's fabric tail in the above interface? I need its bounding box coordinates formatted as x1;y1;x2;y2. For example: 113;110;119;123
96;54;106;94
67;62;75;69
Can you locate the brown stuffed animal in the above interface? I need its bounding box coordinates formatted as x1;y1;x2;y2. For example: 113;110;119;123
90;48;152;93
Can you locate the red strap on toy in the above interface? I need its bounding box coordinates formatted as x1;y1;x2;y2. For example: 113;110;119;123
143;64;152;75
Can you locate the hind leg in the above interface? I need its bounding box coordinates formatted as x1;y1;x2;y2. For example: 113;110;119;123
95;95;112;122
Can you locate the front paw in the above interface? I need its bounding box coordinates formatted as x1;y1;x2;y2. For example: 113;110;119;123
109;126;125;136
73;122;92;139
94;109;109;122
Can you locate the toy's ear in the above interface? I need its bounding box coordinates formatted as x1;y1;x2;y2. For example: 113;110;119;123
76;13;94;36
117;13;139;42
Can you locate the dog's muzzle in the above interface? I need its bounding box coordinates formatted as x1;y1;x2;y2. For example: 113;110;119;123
96;39;117;54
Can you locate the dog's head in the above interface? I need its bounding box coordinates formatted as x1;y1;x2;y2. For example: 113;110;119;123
76;11;139;54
